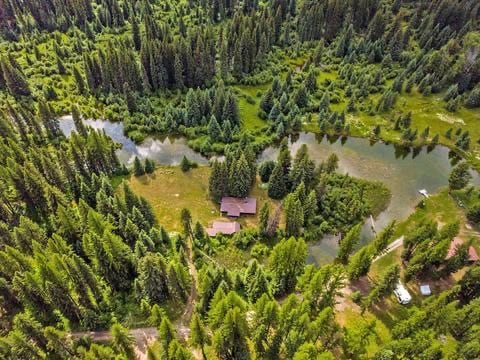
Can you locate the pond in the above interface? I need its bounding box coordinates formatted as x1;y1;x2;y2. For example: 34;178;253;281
61;118;479;266
259;132;480;265
59;116;210;166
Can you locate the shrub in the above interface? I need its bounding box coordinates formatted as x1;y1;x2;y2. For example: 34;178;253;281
250;243;270;259
351;291;362;304
467;203;480;224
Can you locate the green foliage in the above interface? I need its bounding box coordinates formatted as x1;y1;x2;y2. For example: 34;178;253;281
449;162;472;190
337;223;362;264
269;237;307;296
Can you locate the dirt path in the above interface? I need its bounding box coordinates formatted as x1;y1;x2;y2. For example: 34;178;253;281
175;230;199;343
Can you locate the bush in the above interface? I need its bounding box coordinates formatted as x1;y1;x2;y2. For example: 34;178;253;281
250;243;270;259
467;203;480;224
180;156;197;172
351;291;362;304
233;229;257;250
259;160;276;183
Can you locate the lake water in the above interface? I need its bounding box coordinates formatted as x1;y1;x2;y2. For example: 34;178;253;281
60;118;479;265
259;132;480;265
59;116;210;166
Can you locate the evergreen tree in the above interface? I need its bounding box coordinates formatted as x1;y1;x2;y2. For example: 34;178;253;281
131;15;141;51
268;162;287;199
110;323;135;359
209;161;227;203
230;155;251;198
269;237;307;296
145;158;155;174
71;105;87;137
189;313;209;359
0;57;31;97
259;160;276;183
208;115;222;142
465;87;480;108
73;66;86;95
259;203;270;236
348;247;373;281
284;193;304;237
337;223;362;264
180;156;191;172
136;253;170;303
133;156;145;176
123;82;137;113
449;162;471;190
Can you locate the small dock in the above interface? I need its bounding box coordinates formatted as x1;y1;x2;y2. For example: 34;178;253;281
418;189;429;198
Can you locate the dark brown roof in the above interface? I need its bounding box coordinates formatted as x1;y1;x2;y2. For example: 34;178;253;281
220;197;256;217
206;221;240;236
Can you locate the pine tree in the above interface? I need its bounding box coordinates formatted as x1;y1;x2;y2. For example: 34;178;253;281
269;237;307;295
230;155;251;198
259;160;276;183
209;160;227;203
213;307;250;360
180;156;191;172
133;156;145;176
294;85;308;108
131;15;141;51
110;323;135;359
449;162;471;190
337;223;362;264
347;247;373;281
189;313;209;358
72;105;87;137
0;57;31;97
181;208;192;236
73;66;86;95
223;120;233;143
465;87;480;108
305;69;317;93
347;95;356;113
124;82;137;113
268;162;287;199
208;115;222;142
284;193;304;237
136;252;170;303
145;158;155;174
259;203;270;236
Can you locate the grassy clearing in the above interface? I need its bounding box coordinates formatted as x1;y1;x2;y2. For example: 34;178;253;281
127;166;217;232
393;188;461;238
127;166;280;232
235;84;269;131
337;306;392;357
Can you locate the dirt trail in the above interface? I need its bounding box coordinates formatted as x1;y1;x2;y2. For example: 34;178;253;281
175;230;199;342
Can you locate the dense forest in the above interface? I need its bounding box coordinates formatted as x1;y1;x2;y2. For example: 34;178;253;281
1;0;480;359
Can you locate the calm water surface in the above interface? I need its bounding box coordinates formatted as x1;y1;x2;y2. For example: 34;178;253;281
61;118;479;265
59;115;209;166
259;132;480;265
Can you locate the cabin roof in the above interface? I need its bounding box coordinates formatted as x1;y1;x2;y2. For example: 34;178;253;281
220;197;256;217
206;221;240;237
446;237;479;262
